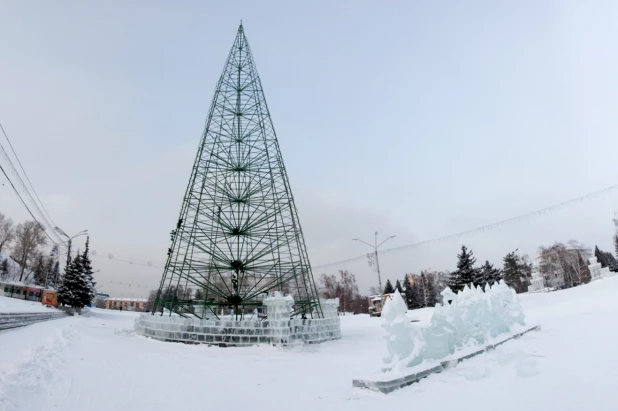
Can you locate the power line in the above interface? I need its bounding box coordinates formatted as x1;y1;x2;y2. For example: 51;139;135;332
74;182;618;272
312;183;618;270
0;163;65;247
0;128;66;247
0;123;58;228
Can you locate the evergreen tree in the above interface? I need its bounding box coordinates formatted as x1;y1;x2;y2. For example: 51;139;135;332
446;270;461;293
448;245;478;293
456;245;477;286
394;279;402;293
57;255;91;308
383;279;395;294
478;261;495;289
594;246;618;272
81;237;97;302
503;251;527;293
0;258;8;279
402;275;414;309
603;252;618;272
32;253;46;286
615;234;618;258
48;261;60;289
409;277;423;309
42;255;54;288
472;266;485;289
594;246;607;267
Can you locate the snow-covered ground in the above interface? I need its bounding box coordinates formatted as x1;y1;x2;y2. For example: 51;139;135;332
1;277;618;411
0;295;56;313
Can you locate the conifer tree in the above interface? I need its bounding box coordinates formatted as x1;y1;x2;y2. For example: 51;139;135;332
32;253;46;286
81;237;97;302
49;261;60;289
448;245;478;293
457;245;477;286
594;246;618;272
402;275;414;309
57;255;91;308
503;251;526;293
479;260;502;289
383;279;395;294
446;270;461;294
43;255;53;287
0;258;8;279
594;246;606;267
413;277;424;308
394;279;402;293
603;251;618;272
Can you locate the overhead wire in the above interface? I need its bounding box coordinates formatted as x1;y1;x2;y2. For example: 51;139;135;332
312;183;618;270
0;123;58;228
0;163;65;247
0;124;67;249
66;183;618;272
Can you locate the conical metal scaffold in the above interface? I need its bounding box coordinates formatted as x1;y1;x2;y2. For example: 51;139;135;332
153;24;323;320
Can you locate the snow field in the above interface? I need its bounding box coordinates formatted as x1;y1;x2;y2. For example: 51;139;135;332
0;276;617;410
0;295;58;313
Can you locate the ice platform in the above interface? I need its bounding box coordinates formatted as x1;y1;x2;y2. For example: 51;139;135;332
353;324;541;394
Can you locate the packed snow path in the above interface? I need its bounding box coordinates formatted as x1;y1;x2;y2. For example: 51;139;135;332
1;278;618;411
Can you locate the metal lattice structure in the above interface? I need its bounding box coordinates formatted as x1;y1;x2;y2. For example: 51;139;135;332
153;24;323;320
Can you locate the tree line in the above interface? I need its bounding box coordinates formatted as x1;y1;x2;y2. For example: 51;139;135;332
0;211;96;308
0;212;56;285
317;215;618;314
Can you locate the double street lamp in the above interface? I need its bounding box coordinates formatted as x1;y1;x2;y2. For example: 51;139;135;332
353;231;396;294
54;227;88;267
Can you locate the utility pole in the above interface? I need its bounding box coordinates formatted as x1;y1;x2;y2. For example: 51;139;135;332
54;227;88;268
353;231;396;294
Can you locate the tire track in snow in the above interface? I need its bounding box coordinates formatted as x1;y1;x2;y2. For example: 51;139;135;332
0;324;77;411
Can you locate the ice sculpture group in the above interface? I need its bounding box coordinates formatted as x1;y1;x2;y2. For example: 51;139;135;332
382;280;525;372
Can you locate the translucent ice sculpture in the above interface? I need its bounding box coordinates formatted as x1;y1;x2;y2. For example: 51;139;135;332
382;280;526;371
382;291;426;371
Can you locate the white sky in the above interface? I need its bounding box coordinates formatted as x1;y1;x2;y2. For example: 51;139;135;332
1;1;618;297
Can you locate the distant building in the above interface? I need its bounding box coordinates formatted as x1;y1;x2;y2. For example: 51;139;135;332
1;281;46;302
104;297;148;312
94;292;110;308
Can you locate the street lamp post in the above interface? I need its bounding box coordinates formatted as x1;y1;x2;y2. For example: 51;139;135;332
353;231;396;294
54;227;88;267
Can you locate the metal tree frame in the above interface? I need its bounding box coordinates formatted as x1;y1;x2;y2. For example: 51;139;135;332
153;24;323;320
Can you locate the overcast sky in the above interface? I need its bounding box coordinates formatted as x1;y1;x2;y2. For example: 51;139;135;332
1;1;618;297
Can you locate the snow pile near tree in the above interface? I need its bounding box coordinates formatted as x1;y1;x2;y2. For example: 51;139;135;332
383;281;525;373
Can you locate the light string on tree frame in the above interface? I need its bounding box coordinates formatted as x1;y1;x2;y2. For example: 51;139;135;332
85;183;618;272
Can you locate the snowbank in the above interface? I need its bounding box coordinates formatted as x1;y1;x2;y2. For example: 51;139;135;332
0;296;55;313
1;277;618;410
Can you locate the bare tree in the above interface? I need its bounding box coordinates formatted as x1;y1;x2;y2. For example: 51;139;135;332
368;285;381;295
319;270;361;313
12;221;47;282
0;212;15;255
538;241;591;289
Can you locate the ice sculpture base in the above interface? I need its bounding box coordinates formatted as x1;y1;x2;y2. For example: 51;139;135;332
353;324;541;394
